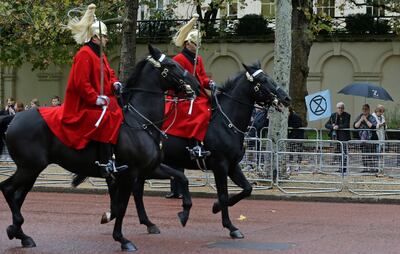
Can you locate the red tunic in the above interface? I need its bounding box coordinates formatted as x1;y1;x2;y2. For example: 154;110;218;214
162;53;211;141
39;45;123;149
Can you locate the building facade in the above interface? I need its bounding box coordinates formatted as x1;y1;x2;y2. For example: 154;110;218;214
2;38;399;128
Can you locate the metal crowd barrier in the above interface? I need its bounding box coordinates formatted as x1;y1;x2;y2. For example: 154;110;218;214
319;128;400;141
0;141;75;186
346;140;400;196
0;144;16;177
259;127;319;139
275;139;344;194
238;137;274;190
146;170;210;189
206;137;274;191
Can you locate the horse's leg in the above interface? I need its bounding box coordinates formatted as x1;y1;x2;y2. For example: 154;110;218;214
212;166;244;239
111;175;137;251
158;164;192;227
0;169;40;247
132;177;160;234
101;177;118;224
212;164;252;214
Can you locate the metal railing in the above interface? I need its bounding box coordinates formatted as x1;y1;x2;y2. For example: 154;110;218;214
134;15;399;40
1;128;400;196
275;139;344;194
346;140;400;196
259;127;319;140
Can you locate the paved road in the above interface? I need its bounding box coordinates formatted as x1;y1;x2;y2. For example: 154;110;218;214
1;192;400;254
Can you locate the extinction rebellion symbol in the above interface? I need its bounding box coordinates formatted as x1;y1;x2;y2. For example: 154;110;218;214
309;95;327;116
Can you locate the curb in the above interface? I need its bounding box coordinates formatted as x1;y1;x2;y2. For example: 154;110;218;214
31;186;400;205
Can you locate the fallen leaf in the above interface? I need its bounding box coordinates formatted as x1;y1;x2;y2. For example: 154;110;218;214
237;214;247;221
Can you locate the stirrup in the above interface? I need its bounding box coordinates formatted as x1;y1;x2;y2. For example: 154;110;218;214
187;145;211;160
95;160;128;178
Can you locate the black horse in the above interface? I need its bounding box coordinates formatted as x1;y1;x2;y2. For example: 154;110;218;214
103;62;291;238
0;45;200;252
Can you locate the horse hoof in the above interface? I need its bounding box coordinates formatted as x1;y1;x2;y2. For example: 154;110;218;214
6;225;20;240
21;237;36;248
121;241;137;252
230;230;244;239
101;212;112;224
177;211;188;227
147;225;160;234
7;225;16;240
212;202;220;214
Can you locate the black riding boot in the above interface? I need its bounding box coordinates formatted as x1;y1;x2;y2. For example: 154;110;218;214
187;139;211;160
96;143;128;177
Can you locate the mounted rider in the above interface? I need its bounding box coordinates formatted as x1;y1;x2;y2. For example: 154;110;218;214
39;4;126;177
162;14;215;159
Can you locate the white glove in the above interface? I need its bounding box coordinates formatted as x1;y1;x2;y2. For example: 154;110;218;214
96;95;110;106
209;80;217;91
113;82;123;95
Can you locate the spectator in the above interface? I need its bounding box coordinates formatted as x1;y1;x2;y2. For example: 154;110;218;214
249;108;269;138
3;98;16;115
325;102;351;141
51;96;61;107
15;102;25;113
30;98;40;108
372;104;386;141
354;104;378;173
325;102;351;173
288;106;304;139
286;106;304;174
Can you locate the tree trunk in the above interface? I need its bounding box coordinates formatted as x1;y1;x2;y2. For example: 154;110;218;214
119;0;138;83
268;0;291;143
290;0;312;126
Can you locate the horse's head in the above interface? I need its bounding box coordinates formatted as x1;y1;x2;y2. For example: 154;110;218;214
242;62;291;111
147;45;200;98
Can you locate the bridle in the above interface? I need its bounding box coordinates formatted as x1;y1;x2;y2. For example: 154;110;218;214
121;54;194;145
214;69;278;136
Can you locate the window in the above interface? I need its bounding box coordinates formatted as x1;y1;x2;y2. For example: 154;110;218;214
316;0;335;17
261;0;275;18
366;0;385;16
227;0;238;18
156;0;164;10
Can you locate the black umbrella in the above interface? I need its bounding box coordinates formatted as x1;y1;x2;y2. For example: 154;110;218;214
338;82;393;101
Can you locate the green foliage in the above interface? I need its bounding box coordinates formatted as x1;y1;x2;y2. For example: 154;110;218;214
235;14;272;36
386;104;400;129
0;0;123;70
345;13;390;34
137;9;180;39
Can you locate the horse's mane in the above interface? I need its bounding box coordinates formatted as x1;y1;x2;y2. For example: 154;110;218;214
218;62;260;92
218;71;245;93
124;58;148;89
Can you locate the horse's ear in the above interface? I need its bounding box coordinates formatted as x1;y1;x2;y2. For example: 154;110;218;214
148;44;161;58
242;63;251;73
256;60;261;68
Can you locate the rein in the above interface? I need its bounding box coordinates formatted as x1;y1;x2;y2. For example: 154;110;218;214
123;103;168;139
213;70;270;136
213;90;249;136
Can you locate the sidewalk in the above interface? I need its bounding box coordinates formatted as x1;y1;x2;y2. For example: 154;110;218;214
2;164;400;204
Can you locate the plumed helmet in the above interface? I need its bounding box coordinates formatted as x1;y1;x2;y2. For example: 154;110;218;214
67;3;107;44
173;14;201;47
91;20;107;38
